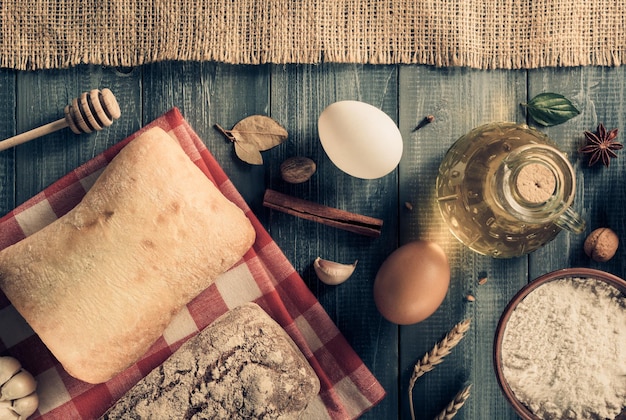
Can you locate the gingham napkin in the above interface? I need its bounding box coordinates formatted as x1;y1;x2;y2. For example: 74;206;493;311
0;108;385;419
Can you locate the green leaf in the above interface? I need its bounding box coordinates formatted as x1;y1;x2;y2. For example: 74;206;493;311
521;92;580;127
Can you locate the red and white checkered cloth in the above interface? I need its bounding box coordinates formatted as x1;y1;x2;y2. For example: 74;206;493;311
0;108;385;419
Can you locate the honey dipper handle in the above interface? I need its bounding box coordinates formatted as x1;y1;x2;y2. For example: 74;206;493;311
0;118;68;152
0;88;121;152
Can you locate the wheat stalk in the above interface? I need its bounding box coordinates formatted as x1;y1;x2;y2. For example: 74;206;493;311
408;318;471;420
433;384;472;420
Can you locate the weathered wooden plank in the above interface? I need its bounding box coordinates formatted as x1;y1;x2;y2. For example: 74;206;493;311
398;66;528;419
528;67;626;280
6;61;623;420
0;69;16;217
14;65;142;205
141;61;270;213
269;63;399;420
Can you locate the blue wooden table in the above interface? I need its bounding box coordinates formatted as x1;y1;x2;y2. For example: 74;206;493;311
1;63;625;419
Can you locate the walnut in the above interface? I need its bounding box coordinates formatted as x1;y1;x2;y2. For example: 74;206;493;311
584;228;619;262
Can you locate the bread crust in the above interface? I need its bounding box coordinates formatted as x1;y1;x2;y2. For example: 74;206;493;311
0;127;256;384
102;303;320;419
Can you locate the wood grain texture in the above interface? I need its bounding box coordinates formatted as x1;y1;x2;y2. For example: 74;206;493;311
0;69;16;216
528;67;626;279
14;66;141;206
4;62;626;420
269;63;400;420
398;67;527;419
142;62;271;214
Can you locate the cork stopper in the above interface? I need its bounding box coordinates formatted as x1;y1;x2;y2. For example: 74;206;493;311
515;163;556;203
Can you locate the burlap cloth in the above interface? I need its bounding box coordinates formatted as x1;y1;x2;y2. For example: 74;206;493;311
1;0;625;70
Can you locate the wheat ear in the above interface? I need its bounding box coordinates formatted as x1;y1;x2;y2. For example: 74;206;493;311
433;384;472;420
408;318;471;420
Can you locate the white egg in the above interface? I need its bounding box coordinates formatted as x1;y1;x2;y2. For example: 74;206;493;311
318;101;403;179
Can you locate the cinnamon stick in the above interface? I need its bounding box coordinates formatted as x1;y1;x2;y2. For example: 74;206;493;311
262;189;383;237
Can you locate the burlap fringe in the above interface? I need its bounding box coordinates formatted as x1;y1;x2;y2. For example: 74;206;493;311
1;0;625;71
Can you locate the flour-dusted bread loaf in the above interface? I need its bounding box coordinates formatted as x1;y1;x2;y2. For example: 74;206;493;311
102;302;320;419
0;127;256;384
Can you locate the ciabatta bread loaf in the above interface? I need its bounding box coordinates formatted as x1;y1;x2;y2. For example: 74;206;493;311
0;127;256;384
102;303;320;419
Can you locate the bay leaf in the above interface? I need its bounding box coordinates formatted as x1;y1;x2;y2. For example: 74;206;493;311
233;139;264;165
521;92;580;127
215;115;288;165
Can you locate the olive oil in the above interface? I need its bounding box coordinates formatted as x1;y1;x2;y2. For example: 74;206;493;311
436;123;583;258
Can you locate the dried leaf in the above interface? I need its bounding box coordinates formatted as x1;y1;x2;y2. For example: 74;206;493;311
215;116;288;165
234;140;264;165
521;92;580;127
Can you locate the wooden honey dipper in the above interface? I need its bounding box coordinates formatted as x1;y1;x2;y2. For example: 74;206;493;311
0;88;121;152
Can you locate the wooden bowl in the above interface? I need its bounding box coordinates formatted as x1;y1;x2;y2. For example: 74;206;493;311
493;268;626;420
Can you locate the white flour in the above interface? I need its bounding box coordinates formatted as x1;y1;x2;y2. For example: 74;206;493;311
501;277;626;420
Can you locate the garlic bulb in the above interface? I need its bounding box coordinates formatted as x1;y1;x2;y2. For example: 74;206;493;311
0;401;19;420
314;257;358;285
11;394;38;418
0;359;20;386
0;357;38;419
1;372;36;402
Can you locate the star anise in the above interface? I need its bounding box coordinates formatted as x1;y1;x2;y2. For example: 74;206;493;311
580;123;622;167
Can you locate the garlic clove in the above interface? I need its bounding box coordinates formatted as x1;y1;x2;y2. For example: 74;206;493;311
0;358;21;386
12;392;39;418
0;402;18;420
0;371;36;402
314;257;358;285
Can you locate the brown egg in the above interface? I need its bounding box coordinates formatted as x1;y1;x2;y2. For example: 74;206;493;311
373;240;450;325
